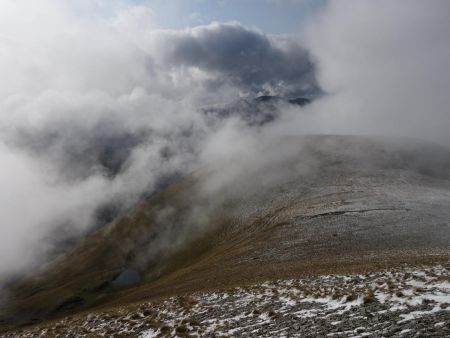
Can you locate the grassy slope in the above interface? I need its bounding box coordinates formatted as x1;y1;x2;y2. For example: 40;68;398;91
2;135;450;330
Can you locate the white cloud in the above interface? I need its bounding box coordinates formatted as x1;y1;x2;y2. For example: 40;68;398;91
297;0;450;144
0;0;316;279
1;0;449;282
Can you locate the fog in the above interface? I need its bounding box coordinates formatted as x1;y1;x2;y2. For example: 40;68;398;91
1;0;450;280
296;0;450;143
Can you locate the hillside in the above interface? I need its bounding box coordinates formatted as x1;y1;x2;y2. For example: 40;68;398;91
1;135;450;332
5;264;450;337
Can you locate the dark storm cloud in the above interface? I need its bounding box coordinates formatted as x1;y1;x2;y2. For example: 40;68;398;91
154;22;319;96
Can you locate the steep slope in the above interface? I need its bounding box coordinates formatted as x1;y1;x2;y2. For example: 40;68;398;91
1;135;450;330
6;264;450;337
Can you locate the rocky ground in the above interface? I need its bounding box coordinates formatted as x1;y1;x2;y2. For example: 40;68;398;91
6;263;449;337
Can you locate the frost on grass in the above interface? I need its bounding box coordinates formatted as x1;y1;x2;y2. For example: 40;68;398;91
6;264;449;337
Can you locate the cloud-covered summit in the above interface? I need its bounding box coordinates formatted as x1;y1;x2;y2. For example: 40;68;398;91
1;20;317;182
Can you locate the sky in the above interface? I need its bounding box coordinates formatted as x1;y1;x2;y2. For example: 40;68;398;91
127;0;325;33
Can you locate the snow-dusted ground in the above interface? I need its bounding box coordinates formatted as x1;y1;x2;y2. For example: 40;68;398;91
6;264;449;337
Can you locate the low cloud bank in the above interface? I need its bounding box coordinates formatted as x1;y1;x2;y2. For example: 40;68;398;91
0;0;317;278
1;0;450;280
295;0;450;144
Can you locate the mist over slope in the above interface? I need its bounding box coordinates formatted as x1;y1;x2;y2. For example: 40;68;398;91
1;0;450;321
1;135;450;328
0;2;318;279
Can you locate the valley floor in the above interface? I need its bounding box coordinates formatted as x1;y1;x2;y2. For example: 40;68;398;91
6;263;449;337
